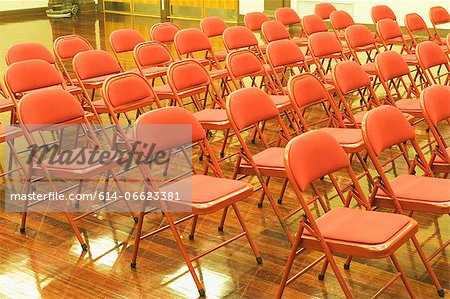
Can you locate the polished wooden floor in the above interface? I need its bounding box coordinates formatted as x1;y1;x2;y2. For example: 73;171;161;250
0;11;449;299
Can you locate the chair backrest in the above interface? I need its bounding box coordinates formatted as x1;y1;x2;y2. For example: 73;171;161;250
429;6;450;26
330;10;355;31
404;13;428;34
73;50;122;81
375;50;410;81
226;87;279;131
150;22;181;44
362;105;415;156
275;7;301;26
314;2;337;20
302;14;328;36
288;73;329;109
53;34;93;61
285;130;349;192
416;41;449;69
333;60;371;94
377;19;403;42
174;28;212;56
167;59;211;93
18;88;85;131
244;12;269;31
226;49;265;80
371;5;396;23
266;39;306;68
223;26;259;51
345;24;376;49
110;29;145;54
4;59;63;96
6;42;55;65
133;41;174;69
134;106;206;153
200;16;228;38
309;32;343;57
261;20;291;43
420;84;450;127
103;72;155;111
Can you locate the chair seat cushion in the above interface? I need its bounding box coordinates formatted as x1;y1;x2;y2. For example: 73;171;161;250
434;147;450;163
361;62;377;74
292;36;308;46
377;174;450;203
241;147;285;170
194;109;228;123
81;73;121;87
395;98;421;113
304;207;411;245
269;95;291;110
209;50;227;61
209;68;229;79
319;127;363;145
401;54;418;64
141;66;167;77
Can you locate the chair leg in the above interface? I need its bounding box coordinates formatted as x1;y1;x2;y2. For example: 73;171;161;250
323;249;352;298
344;256;352;270
58;200;87;250
218;206;228;232
411;236;445;297
131;210;146;268
232;203;262;264
109;171;138;222
318;259;329;280
258;176;271;208
390;253;416;299
278;179;289;204
189;215;198;240
219;129;230;158
20;178;31;233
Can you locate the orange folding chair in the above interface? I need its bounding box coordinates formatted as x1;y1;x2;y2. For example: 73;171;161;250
167;59;231;159
362;105;448;297
429;6;450;45
130;106;262;297
149;22;181;49
225;87;294;243
261;20;307;47
16;88;137;250
314;2;337;20
330;10;355;40
376;19;415;55
243;12;270;53
200;16;228;62
6;42;81;96
109;29;145;72
274;7;308;46
301;14;329;37
371;4;396;23
420;84;450;175
375;51;423;120
277;129;442;298
404;13;449;53
222;25;264;57
416;41;450;86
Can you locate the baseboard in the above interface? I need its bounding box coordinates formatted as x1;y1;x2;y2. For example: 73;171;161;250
0;7;47;17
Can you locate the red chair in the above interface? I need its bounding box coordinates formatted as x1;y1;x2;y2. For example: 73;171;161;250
429;6;450;44
404;13;449;53
244;12;269;53
109;29;145;72
288;73;374;188
16;88;137;250
167;59;231;158
376;19;415;55
362;105;448;297
420;84;450;174
200;16;228;62
277;129;440;298
261;20;307;47
344;25;380;76
330;10;355;39
225;87;294;243
130;106;262;297
53;34;94;88
314;2;337;20
416;41;450;86
222;26;264;56
6;42;81;95
274;7;308;45
301;14;328;37
149;22;181;49
375;51;422;120
371;5;396;23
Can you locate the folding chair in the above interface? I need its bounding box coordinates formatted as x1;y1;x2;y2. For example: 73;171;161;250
371;5;413;43
420;84;450;174
274;7;308;46
199;16;228;62
16;88;137;250
376;19;415;55
314;2;337;20
6;42;81;95
261;20;307;47
167;59;231;159
149;22;181;49
130;106;262;297
301;14;330;37
109;29;149;73
416;41;450;86
243;12;269;53
375;51;423;120
362;105;448;297
344;25;380;76
288;73;374;186
277;129;442;298
429;6;450;45
225;87;294;244
404;13;449;53
330;10;355;40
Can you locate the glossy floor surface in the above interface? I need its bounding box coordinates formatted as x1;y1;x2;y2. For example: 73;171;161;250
0;11;449;299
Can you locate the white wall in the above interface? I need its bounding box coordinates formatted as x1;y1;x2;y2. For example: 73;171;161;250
0;0;48;11
239;0;264;15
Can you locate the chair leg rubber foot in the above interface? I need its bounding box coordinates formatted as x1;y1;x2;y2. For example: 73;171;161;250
19;227;26;233
199;156;203;161
130;262;137;269
318;274;325;281
198;288;206;297
438;289;445;297
133;216;139;223
218;226;224;232
256;256;263;264
257;203;263;208
277;198;283;204
188;234;194;240
81;243;88;251
220;152;225;158
343;263;350;270
251;139;256;144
